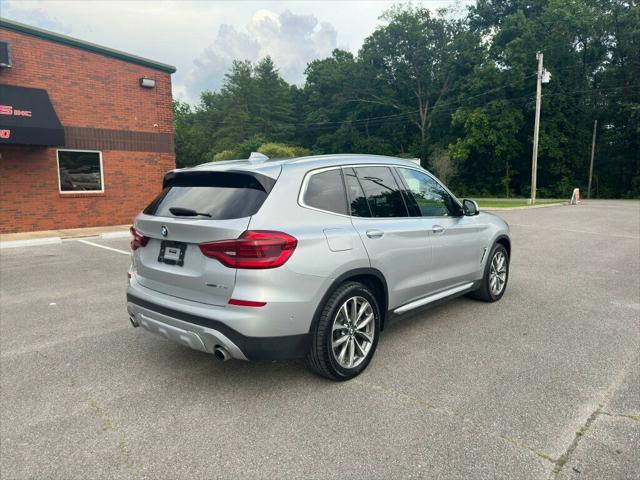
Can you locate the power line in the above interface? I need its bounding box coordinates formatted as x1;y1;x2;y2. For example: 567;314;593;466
199;83;638;132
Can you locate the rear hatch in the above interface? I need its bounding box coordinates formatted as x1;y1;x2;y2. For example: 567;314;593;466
132;169;277;306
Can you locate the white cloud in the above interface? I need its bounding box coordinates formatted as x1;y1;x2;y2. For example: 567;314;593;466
0;0;472;102
185;9;337;102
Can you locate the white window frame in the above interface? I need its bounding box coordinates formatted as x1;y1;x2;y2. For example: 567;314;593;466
56;149;105;194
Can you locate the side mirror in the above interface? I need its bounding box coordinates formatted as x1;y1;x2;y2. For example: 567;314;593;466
463;199;479;216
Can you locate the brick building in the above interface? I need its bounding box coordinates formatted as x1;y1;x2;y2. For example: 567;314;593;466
0;18;176;233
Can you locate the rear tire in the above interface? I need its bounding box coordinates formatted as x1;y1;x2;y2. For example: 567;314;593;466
306;281;381;381
470;243;509;302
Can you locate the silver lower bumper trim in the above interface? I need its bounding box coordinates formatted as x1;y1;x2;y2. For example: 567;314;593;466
127;302;248;360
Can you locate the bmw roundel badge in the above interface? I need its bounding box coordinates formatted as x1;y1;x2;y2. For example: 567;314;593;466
161;225;169;237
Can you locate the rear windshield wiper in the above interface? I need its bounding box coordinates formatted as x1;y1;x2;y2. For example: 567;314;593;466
169;207;212;218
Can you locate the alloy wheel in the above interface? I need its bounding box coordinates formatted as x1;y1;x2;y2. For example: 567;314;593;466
331;296;375;369
489;250;508;296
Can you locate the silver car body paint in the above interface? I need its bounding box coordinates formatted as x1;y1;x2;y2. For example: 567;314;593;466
127;154;510;360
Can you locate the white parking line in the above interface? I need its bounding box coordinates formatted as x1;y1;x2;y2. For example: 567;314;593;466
509;224;640;240
76;239;130;256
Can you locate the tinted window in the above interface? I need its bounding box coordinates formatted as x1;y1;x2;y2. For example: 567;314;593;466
398;168;460;217
354;166;408;217
303;169;348;215
144;172;269;220
344;168;371;217
58;150;102;192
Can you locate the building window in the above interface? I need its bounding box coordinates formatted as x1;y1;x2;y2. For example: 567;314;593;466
57;150;104;193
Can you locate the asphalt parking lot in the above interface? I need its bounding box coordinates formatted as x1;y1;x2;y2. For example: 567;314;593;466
1;200;638;479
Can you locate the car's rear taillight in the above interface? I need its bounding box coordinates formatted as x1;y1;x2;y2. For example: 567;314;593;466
130;226;149;251
199;230;297;269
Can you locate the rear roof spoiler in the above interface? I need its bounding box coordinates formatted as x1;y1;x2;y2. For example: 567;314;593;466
162;169;277;193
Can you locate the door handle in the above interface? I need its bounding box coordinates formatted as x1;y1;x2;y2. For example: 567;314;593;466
432;225;445;234
366;229;384;239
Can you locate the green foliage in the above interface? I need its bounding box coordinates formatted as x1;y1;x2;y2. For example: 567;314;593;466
174;0;639;198
257;143;311;158
212;150;236;161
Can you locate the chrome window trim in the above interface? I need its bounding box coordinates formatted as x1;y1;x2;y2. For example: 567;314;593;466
298;162;464;220
297;166;351;218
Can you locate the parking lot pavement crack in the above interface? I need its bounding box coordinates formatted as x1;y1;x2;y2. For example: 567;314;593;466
546;352;640;480
547;405;602;479
599;411;640;422
354;379;556;466
87;399;135;471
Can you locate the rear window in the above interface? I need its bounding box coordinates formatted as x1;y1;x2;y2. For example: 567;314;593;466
143;172;271;220
303;169;348;215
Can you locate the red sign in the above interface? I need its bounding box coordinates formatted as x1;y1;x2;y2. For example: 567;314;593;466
0;105;32;117
0;129;10;139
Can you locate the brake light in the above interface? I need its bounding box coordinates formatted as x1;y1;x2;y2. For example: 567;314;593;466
130;226;149;251
199;230;297;269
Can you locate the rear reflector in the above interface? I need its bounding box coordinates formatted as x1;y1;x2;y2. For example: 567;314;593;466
228;299;267;307
130;226;149;251
199;230;297;269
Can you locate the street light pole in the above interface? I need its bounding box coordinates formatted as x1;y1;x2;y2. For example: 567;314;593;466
530;52;544;205
587;120;597;200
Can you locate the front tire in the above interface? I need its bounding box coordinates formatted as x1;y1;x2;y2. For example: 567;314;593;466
470;243;509;302
306;281;381;381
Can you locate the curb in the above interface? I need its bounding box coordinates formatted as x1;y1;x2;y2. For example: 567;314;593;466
100;230;131;239
0;237;63;249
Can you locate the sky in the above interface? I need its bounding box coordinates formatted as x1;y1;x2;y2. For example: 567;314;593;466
0;0;471;103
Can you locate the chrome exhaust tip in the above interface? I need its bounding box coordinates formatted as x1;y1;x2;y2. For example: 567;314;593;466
129;316;139;328
214;346;230;361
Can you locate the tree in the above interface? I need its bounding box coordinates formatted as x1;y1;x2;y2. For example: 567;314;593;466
172;0;638;198
428;146;458;186
173;100;211;167
254;57;296;141
358;4;471;166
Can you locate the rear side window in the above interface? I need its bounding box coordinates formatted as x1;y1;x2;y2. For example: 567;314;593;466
303;169;348;215
143;172;270;220
353;166;408;217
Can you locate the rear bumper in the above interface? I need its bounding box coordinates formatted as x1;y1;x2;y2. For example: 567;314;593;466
127;293;310;361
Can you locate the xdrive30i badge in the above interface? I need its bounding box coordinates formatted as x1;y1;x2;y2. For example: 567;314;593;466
160;225;168;237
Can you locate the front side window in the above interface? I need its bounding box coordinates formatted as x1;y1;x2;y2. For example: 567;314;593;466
353;166;408;217
303;168;348;215
397;168;460;217
57;150;103;193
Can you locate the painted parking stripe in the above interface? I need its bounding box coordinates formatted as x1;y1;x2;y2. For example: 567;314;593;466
76;239;130;256
508;224;639;240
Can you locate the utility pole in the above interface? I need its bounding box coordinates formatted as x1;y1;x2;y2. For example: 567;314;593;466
587;120;597;200
530;52;544;205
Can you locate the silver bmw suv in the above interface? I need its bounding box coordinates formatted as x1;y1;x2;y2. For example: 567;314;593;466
127;154;510;380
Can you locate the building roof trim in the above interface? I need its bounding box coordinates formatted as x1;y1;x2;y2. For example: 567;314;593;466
0;17;177;74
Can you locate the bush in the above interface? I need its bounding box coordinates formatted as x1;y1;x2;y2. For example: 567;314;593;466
236;135;268;158
257;143;310;159
212;150;237;161
212;142;311;162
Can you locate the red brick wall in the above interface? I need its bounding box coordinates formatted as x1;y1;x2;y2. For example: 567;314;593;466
0;146;170;232
0;28;175;233
0;28;174;133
